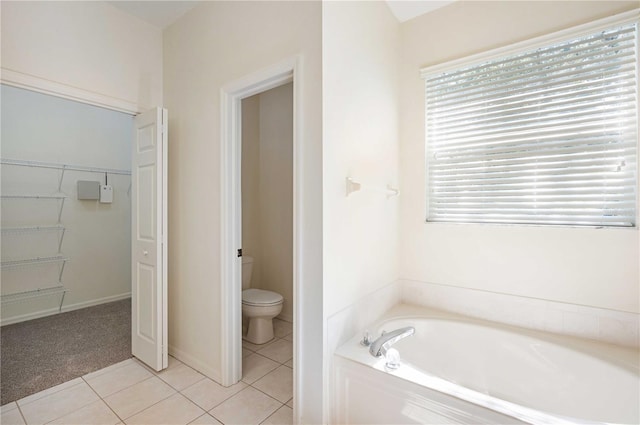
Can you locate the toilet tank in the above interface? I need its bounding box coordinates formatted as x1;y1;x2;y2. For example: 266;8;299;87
242;256;254;289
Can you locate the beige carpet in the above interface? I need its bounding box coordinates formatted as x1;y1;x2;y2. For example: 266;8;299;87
0;298;131;405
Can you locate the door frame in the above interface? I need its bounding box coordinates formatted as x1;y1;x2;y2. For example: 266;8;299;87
220;56;301;393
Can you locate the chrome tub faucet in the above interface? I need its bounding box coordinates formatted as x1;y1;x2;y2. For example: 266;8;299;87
368;326;415;358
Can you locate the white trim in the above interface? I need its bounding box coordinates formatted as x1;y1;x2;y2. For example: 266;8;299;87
219;57;300;411
0;292;131;326
291;56;306;425
1;68;143;115
421;9;639;78
161;108;169;370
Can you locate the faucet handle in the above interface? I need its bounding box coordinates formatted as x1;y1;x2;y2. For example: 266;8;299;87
360;330;372;346
385;348;401;370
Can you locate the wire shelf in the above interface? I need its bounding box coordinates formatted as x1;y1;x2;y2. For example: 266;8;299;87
1;286;68;304
1;225;65;234
0;195;66;200
0;158;131;176
1;255;69;268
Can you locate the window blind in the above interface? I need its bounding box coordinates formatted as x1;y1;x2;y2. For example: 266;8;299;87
424;23;638;227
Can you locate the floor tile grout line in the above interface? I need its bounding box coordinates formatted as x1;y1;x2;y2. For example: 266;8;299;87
34;379;109;425
250;364;293;392
138;354;208;394
109;362;207;420
131;357;160;376
248;345;293;365
82;367;154;400
16;378;85;408
248;383;290;407
81;376;127;424
208;409;227;424
259;403;293;425
242;333;292;351
247;363;292;402
178;381;245;413
18;381;91;425
117;390;179;422
15;403;27;425
157;373;207;394
242;351;293;384
17;339;293;425
82;358;136;381
133;355;213;406
104;376;196;424
246;351;279;364
206;383;285;423
187;413;213;425
85;374;186;423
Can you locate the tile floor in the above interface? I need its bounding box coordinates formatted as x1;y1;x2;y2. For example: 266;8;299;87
1;319;294;425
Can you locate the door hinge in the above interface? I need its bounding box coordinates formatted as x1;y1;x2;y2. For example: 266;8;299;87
237;249;243;258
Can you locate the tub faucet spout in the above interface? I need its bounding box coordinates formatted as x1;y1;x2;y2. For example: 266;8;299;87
369;326;415;357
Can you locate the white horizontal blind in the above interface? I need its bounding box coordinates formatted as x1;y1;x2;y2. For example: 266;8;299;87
424;23;638;227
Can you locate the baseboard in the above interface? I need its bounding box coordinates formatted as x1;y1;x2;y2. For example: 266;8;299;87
168;344;222;384
0;292;131;326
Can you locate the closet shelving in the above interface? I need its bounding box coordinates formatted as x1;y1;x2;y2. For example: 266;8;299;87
1;255;69;268
0;158;131;176
1;225;66;252
0;256;69;309
1;161;72;311
0;195;67;223
1;158;131;314
0;286;68;304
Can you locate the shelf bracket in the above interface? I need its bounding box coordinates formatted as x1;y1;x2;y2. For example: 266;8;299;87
57;198;65;223
58;260;67;283
57;167;66;193
58;290;66;312
58;228;66;253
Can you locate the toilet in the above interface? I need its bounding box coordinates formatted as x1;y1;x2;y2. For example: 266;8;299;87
242;256;284;344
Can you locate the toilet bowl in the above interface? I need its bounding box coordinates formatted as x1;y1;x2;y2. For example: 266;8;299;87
242;288;284;344
241;256;284;345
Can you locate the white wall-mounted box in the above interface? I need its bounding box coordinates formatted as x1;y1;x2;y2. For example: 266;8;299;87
100;184;113;203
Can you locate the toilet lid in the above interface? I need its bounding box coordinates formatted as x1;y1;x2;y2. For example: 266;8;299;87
242;289;283;306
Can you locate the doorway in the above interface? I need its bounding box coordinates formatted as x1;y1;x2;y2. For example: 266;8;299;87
241;82;294;325
238;81;294;409
220;58;303;421
0;84;158;404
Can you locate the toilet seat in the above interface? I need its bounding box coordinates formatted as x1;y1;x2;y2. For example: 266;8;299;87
242;288;283;307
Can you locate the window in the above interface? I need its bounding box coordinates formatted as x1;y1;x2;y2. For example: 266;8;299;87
423;19;638;227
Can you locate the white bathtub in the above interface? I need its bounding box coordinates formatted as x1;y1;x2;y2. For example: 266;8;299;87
333;304;639;424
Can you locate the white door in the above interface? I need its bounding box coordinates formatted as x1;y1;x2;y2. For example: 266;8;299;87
132;107;168;371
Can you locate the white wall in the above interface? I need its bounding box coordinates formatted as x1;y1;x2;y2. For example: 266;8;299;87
1;85;132;324
163;2;323;422
322;0;400;317
0;1;163;113
399;1;639;314
242;83;294;321
322;0;400;418
242;96;262;285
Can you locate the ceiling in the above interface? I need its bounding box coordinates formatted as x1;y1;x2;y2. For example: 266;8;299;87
107;1;200;28
386;0;456;22
108;0;456;29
